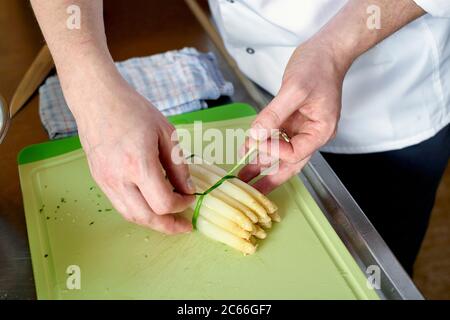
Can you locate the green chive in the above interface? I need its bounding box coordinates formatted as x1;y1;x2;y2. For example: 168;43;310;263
191;145;258;229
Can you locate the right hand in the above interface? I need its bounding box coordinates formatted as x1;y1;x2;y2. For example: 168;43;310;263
238;38;349;194
63;71;195;234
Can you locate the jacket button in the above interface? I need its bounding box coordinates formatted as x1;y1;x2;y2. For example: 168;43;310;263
246;47;255;54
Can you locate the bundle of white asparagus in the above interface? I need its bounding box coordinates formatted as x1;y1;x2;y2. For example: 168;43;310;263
187;156;280;255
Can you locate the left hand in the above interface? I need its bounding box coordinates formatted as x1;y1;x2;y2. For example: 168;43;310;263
239;39;352;194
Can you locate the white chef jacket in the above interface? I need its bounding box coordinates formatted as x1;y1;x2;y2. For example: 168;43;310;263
209;0;450;154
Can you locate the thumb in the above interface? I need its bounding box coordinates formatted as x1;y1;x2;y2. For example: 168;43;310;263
250;85;308;141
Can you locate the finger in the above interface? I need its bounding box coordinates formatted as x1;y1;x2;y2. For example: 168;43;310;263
95;182;128;215
238;163;264;183
285;130;326;163
238;136;250;158
250;136;283;161
121;183;192;234
86;158;128;214
159;128;195;195
139;156;195;216
250;85;309;141
238;152;276;182
251;157;310;194
254;126;325;164
238;135;261;159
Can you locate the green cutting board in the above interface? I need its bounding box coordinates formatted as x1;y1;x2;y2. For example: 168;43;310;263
18;103;379;300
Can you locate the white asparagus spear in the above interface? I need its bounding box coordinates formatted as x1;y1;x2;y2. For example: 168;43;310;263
191;176;254;231
231;177;278;215
196;216;256;255
192;205;251;240
193;176;259;223
190;164;271;223
252;225;267;239
269;211;281;223
192;156;279;215
214;189;259;224
202;196;254;232
259;219;272;229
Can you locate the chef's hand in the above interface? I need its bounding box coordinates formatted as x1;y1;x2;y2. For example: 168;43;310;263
239;39;352;194
65;72;195;234
239;0;425;195
30;0;195;234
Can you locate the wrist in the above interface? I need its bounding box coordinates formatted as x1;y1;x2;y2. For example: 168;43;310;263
56;44;117;86
56;50;123;120
301;35;354;82
306;4;373;78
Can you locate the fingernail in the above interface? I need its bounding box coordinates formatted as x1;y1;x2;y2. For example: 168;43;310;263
186;177;195;192
250;123;268;141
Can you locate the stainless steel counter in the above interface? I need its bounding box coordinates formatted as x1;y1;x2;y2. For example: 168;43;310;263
302;153;423;299
243;85;423;300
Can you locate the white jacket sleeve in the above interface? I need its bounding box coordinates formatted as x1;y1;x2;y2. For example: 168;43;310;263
413;0;450;18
